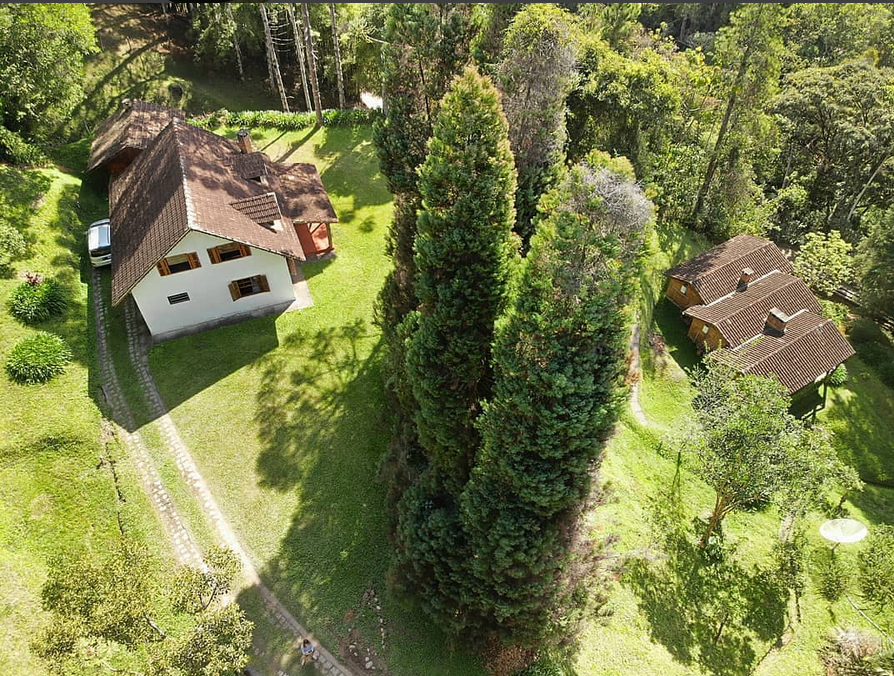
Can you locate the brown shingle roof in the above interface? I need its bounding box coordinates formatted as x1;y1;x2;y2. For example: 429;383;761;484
230;193;282;224
710;312;855;394
269;162;339;224
109;119;337;305
87;100;186;171
683;271;823;347
665;235;793;304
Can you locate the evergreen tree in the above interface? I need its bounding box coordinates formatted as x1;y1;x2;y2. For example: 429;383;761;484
393;65;518;635
460;154;653;645
373;3;472;517
406;65;519;494
497;4;579;246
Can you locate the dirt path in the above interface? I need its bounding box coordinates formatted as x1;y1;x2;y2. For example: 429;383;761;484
628;321;648;426
92;269;353;676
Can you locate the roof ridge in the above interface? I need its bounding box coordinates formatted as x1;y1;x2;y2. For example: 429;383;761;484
700;269;782;308
170;119;197;231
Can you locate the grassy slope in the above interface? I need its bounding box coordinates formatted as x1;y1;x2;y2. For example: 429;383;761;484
0;164;167;672
65;4;277;140
146;125;484;675
575;223;894;676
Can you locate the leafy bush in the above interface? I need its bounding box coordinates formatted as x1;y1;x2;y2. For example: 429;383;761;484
189;108;380;132
818;553;849;602
820;299;850;329
515;659;565;676
829;364;848;387
820;627;894;676
0;127;50;166
5;331;71;384
0;223;27;269
7;275;68;324
858;524;894;613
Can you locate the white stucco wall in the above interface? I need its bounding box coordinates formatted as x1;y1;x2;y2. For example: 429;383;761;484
130;230;295;338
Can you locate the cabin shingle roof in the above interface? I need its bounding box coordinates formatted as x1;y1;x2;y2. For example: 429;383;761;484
87;100;186;172
683;271;823;347
109;119;337;305
665;234;793;304
710;312;855;395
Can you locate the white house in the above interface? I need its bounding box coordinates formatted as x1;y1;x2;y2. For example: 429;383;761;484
106;116;337;342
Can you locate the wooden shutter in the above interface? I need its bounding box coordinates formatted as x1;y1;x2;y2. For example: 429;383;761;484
187;252;201;269
157;259;171;276
228;281;240;301
238;243;252;258
207;247;221;264
257;275;269;293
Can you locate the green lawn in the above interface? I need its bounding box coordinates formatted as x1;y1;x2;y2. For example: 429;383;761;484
141;125;485;675
573;223;894;676
0;163;166;672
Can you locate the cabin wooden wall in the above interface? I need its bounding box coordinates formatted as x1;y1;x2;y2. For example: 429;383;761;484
687;318;725;352
666;277;703;309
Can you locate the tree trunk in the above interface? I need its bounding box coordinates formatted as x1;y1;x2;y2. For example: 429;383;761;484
260;4;290;112
224;4;245;83
848;154;889;223
302;3;324;126
692;43;752;224
329;3;346;109
287;5;313;112
701;494;728;546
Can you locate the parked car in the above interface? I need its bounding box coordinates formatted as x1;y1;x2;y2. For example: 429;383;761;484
87;219;111;267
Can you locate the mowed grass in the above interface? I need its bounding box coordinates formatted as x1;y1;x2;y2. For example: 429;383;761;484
574;223;894;676
146;125;485;675
0;164;166;672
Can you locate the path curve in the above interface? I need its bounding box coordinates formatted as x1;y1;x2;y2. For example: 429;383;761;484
93;269;353;676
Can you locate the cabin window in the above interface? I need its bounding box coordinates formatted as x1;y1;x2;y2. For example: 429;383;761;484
208;242;251;264
228;274;269;300
158;252;200;276
701;324;709;335
680;284;688;295
167;292;190;305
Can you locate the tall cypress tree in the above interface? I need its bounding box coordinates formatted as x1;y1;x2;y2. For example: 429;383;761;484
373;4;472;517
498;4;579;246
460;154;653;645
393;66;518;635
406;65;519;495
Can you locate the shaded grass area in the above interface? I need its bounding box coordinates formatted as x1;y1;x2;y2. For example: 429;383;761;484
143;125;484;674
0;163;167;672
63;4;277;141
576;222;894;676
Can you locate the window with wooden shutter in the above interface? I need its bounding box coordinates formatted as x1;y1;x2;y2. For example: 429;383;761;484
208;242;251;264
229;274;270;300
159;252;200;275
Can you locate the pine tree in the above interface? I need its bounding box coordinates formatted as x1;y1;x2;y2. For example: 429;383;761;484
460;154;653;645
406;65;519;494
374;4;473;515
498;4;579;246
302;3;324;126
393;65;518;636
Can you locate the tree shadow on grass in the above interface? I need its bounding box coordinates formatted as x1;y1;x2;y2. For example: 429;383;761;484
651;297;700;374
627;506;788;676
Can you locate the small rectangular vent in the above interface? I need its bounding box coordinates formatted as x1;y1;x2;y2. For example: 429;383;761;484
167;292;190;305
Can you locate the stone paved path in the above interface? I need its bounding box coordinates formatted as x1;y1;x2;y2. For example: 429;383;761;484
93;269;353;676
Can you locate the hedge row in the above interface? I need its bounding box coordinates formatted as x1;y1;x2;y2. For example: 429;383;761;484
0;127;50;167
189;107;379;132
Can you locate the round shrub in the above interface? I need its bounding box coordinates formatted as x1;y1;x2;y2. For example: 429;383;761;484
0;224;27;266
7;276;67;324
829;364;848;387
5;331;71;384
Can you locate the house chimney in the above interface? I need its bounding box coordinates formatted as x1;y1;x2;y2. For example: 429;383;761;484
737;267;754;291
122;98;133;110
237;129;253;155
764;307;789;337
